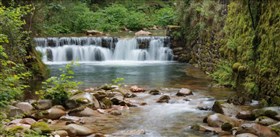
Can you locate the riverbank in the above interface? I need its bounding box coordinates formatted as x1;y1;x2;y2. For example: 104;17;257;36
2;84;280;137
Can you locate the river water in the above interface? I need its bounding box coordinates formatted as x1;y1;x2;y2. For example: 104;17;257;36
35;36;233;137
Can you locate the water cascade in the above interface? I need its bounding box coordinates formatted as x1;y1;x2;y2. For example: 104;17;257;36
35;36;173;63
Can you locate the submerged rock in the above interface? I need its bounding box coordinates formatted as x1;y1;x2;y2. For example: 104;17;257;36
176;88;193;96
156;95;171;103
149;89;161;95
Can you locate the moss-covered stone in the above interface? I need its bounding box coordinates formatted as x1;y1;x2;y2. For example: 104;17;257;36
232;62;241;72
31;122;51;133
221;122;233;131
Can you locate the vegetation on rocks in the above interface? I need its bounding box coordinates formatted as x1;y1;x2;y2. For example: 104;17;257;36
176;0;280;104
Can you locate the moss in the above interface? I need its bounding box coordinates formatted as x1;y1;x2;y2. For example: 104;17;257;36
221;122;233;131
259;99;268;108
232;62;241;72
31;122;51;133
271;96;280;106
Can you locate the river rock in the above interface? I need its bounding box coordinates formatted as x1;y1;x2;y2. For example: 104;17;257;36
70;92;100;109
236;133;258;137
124;93;137;98
31;121;51;133
149;89;161;95
237;123;278;137
191;124;222;134
110;110;122;116
255;116;278;126
8;106;24;117
252;107;280;119
156;95;171;103
52;130;68;137
207;113;242;127
33;99;52;110
212;101;241;117
100;97;113;109
15;102;34;114
111;129;145;136
176;88;193;96
111;94;124;105
69;107;95;117
93;90;108;100
21;118;36;125
66;124;93;136
38;106;66;120
135;30;152;36
237;110;255;120
5;123;31;132
130;85;146;92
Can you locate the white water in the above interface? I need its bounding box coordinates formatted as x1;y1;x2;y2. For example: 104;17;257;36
35;37;173;63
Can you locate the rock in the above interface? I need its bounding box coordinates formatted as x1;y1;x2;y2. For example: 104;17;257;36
110;110;122;116
5;123;31;132
101;97;113;109
8;106;24;117
135;30;152;36
100;84;115;90
111;129;145;136
176;88;193;96
207;113;242;127
31;121;51;133
36;106;66;120
221;122;233;131
236;133;258;137
70;92;100;109
60;115;81;123
69;107;95;117
52;130;68;137
33;99;52;110
111;95;123;105
149;89;161;95
124;93;137;98
21;118;36;125
156;95;171;103
86;30;105;36
93;90;108;100
252;107;280;119
130;85;146;92
66;124;93;136
212;101;241;117
237;123;278;137
255;116;278;126
65;100;80;109
237;111;255;120
15;102;34;113
191;124;222;134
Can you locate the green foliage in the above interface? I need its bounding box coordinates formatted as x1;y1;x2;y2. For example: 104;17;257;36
153;7;176;27
37;63;81;105
211;62;235;87
112;77;125;87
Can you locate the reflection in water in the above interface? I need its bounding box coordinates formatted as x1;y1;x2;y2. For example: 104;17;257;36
47;62;210;89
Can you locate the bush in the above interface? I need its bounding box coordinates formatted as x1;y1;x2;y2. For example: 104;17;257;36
37;63;81;106
153;7;176;27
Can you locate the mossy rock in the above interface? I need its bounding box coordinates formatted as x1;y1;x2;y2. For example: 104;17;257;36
238;65;247;72
232;62;241;72
31;122;51;133
259;99;268;108
221;122;233;131
271;96;280;106
102;97;112;109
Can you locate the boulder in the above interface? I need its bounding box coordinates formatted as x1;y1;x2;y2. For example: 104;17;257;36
212;101;241;117
52;130;68;137
31;121;51;133
33;99;52;110
21;118;36;125
37;106;66;120
130;85;146;93
68;107;95;117
8;106;24;117
176;88;193;96
66;124;93;136
149;89;161;95
207;113;242;127
252;107;280;119
135;30;152;36
156;95;170;103
255;116;278;126
15;102;33;113
237;111;255;120
191;124;222;134
60;115;81;123
236;133;258;137
237;123;278;137
70;92;100;109
93;90;108;100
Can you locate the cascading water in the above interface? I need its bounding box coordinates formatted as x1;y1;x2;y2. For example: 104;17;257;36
35;36;173;63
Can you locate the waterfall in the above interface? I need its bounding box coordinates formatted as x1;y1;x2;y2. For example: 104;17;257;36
35;36;173;63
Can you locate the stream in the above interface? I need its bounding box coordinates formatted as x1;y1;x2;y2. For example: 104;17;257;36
35;36;234;136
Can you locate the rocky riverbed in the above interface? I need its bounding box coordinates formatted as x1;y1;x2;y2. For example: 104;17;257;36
3;85;280;137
